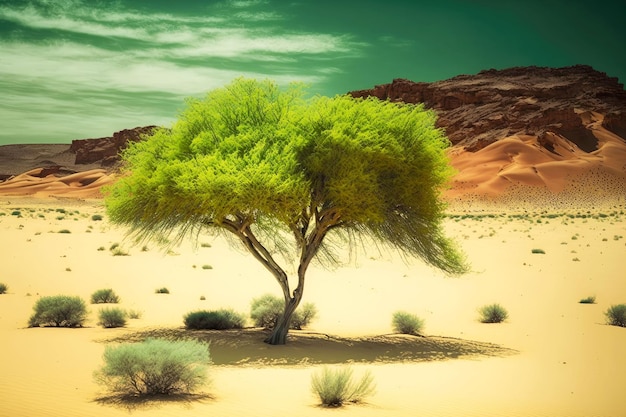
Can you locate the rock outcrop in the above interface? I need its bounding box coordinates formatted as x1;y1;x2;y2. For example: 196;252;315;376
69;125;157;166
351;65;626;207
350;65;626;153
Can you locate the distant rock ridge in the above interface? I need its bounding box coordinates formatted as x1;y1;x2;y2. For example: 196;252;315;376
69;125;158;166
349;65;626;153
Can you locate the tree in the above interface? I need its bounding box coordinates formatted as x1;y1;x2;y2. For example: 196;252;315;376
105;78;468;345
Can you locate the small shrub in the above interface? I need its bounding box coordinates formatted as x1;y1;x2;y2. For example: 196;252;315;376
58;229;71;234
94;338;211;396
391;311;424;335
605;304;626;327
200;295;206;301
91;288;121;304
91;214;103;221
184;309;246;330
126;309;143;319
290;302;318;330
109;242;120;251
201;264;213;270
478;303;508;323
579;295;596;304
97;246;106;251
250;293;317;329
531;248;545;254
11;210;21;217
155;287;170;294
0;282;7;294
311;366;375;407
98;307;127;328
111;248;129;256
28;295;88;327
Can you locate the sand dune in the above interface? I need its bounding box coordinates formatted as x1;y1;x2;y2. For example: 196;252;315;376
0;198;625;416
0;168;115;198
447;124;626;208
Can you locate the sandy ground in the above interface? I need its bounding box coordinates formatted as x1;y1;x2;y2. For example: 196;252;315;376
0;196;625;417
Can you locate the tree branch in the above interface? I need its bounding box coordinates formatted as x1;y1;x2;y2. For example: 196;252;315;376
220;217;291;301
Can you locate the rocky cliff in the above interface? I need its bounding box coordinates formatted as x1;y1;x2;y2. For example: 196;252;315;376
350;65;626;153
69;125;158;166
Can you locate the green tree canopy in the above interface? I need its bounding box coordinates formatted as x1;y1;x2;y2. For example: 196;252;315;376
105;78;468;345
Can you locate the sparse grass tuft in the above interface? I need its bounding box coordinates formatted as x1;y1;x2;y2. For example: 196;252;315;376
579;295;596;304
98;307;127;328
605;304;626;327
126;309;143;319
91;214;104;221
478;303;508;323
0;282;7;294
111;247;129;256
184;309;246;330
311;366;375;407
155;287;170;294
58;229;71;233
91;288;121;304
201;264;213;270
391;311;424;335
531;248;545;254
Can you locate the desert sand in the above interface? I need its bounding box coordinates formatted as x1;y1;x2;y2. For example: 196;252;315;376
1;193;625;417
1;122;625;416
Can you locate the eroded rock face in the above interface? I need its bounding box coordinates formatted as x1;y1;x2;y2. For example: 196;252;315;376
70;126;157;165
350;65;626;153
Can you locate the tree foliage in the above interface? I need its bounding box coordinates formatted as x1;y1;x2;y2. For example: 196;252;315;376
105;78;467;344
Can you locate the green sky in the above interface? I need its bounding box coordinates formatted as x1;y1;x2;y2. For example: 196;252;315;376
1;0;624;144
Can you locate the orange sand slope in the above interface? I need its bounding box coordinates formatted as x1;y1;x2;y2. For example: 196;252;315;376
0;199;625;417
447;112;626;206
0;168;115;198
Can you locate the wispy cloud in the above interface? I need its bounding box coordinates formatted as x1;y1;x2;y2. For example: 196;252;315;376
0;0;364;143
0;2;222;44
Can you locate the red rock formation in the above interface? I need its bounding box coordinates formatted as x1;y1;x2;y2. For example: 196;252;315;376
69;125;157;165
350;65;626;153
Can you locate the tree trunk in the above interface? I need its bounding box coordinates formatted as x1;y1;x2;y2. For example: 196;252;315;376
264;295;300;345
